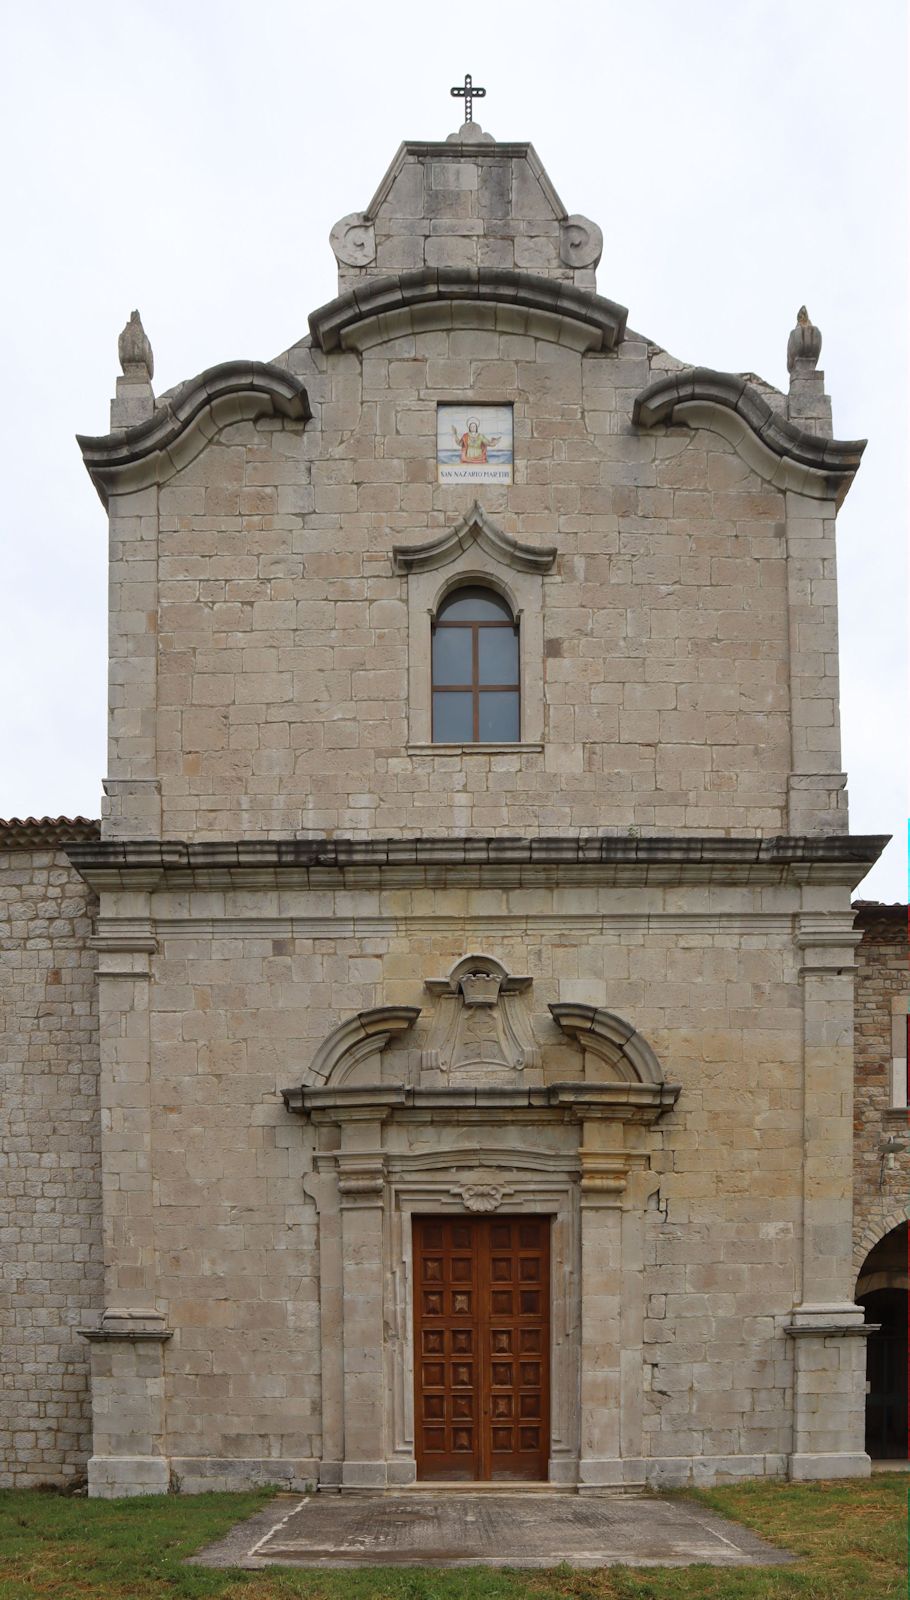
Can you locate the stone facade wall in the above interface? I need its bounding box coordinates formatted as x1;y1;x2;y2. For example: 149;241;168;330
86;878;810;1484
78;129;871;1493
0;841;101;1487
132;366;793;841
853;906;910;1265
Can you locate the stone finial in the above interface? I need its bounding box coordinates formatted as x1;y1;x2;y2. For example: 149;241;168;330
118;310;154;381
787;305;822;375
110;310;155;429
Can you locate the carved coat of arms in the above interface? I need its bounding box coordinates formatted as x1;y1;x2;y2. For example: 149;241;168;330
420;955;542;1087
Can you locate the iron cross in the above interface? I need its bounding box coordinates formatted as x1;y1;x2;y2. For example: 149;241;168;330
451;73;486;123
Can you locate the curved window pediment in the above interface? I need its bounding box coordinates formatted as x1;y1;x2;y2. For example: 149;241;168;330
432;585;520;743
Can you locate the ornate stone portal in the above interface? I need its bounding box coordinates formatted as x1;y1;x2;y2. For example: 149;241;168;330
283;957;680;1490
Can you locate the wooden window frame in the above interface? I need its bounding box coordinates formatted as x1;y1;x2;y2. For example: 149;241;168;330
432;603;520;744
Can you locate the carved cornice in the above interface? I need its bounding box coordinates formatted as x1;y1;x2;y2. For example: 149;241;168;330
65;834;890;893
308;268;628;354
633;368;866;506
79;1310;171;1343
77;361;311;508
393;502;556;575
795;913;863;950
283;1081;677;1123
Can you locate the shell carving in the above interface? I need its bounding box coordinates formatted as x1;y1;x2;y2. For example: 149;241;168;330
458;1184;507;1213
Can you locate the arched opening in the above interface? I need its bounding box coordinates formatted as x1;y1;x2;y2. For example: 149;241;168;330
431;585;520;742
856;1222;908;1460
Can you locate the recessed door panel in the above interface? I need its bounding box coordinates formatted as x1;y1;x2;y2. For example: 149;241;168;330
413;1215;550;1481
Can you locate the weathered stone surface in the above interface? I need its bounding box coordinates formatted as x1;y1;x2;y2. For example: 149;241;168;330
3;118;884;1498
191;1490;795;1570
0;842;101;1488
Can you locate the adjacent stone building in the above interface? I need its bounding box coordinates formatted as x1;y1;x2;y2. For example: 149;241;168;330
2;116;906;1494
852;904;909;1460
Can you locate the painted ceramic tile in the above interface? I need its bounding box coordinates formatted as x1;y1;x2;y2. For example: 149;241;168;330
437;404;513;485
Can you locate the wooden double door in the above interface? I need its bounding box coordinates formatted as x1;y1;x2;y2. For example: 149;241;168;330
413;1215;550;1481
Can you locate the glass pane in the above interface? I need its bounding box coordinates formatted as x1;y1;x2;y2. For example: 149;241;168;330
433;692;473;742
437;586;512;622
479;691;520;742
432;626;472;686
478;626;518;685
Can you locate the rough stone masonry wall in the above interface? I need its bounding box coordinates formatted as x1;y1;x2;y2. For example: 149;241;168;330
129;330;791;841
0;844;101;1486
853;907;910;1266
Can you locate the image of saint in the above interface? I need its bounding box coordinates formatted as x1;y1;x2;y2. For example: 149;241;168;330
452;417;501;465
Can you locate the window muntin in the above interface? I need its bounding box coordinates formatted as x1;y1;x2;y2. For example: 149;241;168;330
431;585;519;743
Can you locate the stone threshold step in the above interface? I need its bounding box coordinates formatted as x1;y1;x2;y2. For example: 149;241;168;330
398;1482;647;1496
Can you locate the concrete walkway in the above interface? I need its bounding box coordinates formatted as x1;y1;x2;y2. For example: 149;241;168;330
190;1490;794;1571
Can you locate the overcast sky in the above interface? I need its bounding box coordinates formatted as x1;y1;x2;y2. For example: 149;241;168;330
1;0;906;899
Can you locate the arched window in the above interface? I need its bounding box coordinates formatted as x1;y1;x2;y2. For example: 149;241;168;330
431;586;520;742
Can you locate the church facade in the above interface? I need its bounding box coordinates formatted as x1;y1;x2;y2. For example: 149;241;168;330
2;117;905;1496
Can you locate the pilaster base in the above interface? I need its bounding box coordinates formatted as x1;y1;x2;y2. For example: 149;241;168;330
170;1457;319;1493
88;1455;169;1498
577;1457;643;1489
789;1452;872;1481
341;1460;390;1489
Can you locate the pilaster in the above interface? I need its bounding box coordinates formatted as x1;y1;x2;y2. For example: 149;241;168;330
103;482;160;840
784;489;847;833
82;916;167;1496
576;1132;628;1490
337;1114;390;1489
787;900;872;1479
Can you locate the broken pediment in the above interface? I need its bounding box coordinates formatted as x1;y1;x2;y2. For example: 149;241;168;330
280;985;681;1125
549;1003;666;1087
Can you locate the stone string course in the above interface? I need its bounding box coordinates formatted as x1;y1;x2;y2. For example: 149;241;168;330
0;847;101;1487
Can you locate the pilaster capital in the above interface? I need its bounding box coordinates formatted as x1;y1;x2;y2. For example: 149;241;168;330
579;1148;629;1208
337;1154;386;1207
89;917;157;977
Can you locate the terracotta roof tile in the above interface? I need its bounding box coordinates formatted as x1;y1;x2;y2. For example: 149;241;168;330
0;815;101;849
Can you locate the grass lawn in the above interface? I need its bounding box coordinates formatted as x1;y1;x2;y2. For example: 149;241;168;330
0;1476;907;1600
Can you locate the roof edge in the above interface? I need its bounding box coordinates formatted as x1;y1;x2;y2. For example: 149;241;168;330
309;268;628;354
365;140;567;222
0;816;101;850
64;833;890;893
